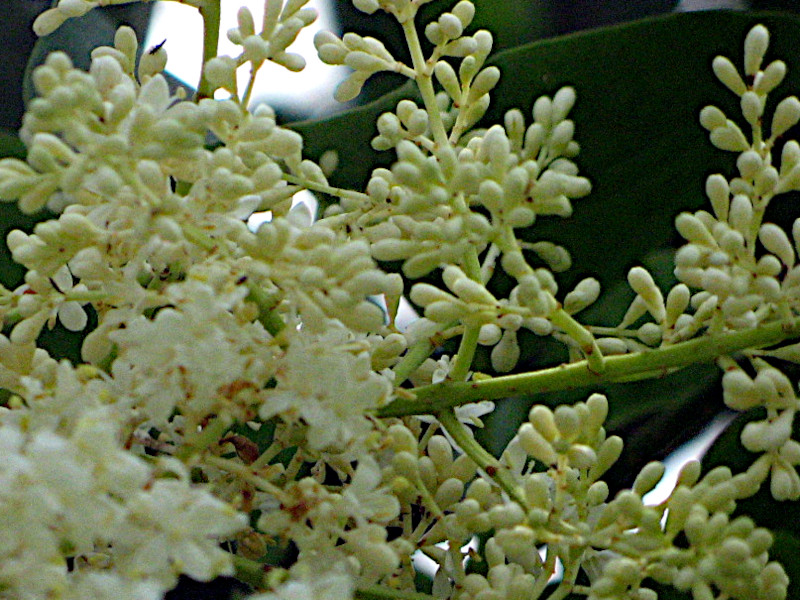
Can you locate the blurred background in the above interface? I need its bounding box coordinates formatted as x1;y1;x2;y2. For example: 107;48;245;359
5;0;799;132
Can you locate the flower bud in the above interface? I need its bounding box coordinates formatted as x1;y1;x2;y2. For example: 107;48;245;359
434;60;461;101
741;91;764;126
435;478;465;509
710;121;751;152
705;174;730;220
567;444;597;469
770;460;800;500
757;59;787;95
491;329;519;373
744;24;770;76
564;277;601;315
676;213;716;246
700;105;727;130
628;266;665;323
712;56;746;96
633;461;665;496
533;95;552;128
772;96;800;139
438;13;463;40
587;436;623;484
552;86;577;122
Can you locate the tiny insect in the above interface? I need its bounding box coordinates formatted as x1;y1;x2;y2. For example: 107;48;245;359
148;39;167;55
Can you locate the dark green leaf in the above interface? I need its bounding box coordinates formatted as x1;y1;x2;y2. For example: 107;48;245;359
0;128;25;159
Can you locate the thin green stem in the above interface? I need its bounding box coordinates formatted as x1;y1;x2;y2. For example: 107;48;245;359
450;322;480;382
203;455;285;496
196;0;221;101
282;173;370;203
546;556;582;600
241;63;261;107
437;408;527;508
175;413;232;460
449;214;483;382
392;337;435;385
400;19;450;155
246;282;284;336
530;545;558;600
378;317;800;417
231;555;269;590
355;585;438;600
550;308;605;374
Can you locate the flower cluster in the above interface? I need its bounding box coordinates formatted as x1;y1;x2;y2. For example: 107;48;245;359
1;1;800;600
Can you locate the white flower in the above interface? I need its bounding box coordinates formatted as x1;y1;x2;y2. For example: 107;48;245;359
64;571;162;600
111;461;247;587
109;279;275;425
261;325;392;451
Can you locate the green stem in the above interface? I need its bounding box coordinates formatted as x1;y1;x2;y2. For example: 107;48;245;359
378;317;800;417
241;62;261;107
393;337;435;385
437;408;527;508
449;220;484;382
530;547;558;600
175;413;232;460
282;173;370;203
550;308;605;374
450;322;480;382
231;555;270;590
196;0;221;101
246;282;285;336
400;19;450;155
355;585;438;600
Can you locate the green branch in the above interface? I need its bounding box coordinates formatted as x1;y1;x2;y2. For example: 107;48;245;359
437;408;527;508
195;0;221;100
378;317;800;417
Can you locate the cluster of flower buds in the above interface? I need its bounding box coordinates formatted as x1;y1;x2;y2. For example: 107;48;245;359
671;201;800;334
585;459;788;600
32;0;171;37
205;0;316;94
361;145;494;278
516;394;620;479
703;25;800;156
671;505;787;600
383;424;478;544
315;29;413;103
720;359;800;500
465;93;591;233
668;25;800;338
246;215;403;332
453;555;537;600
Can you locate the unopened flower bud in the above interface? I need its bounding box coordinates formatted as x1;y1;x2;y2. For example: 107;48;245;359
772;96;800;139
700;105;727;130
712;56;747;96
628;266;665;323
744;24;770;76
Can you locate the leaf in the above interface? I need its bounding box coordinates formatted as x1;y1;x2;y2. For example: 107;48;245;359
0;128;25;160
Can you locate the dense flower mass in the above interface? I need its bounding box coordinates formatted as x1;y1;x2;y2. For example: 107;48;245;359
0;1;800;599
